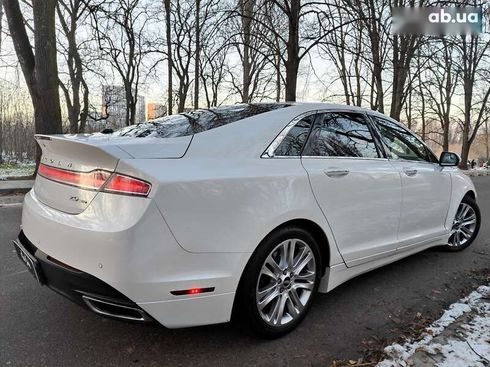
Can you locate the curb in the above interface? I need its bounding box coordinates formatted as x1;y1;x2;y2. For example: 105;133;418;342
0;180;34;195
0;195;24;207
462;170;490;177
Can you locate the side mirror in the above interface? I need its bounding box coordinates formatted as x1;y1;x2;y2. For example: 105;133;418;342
439;151;460;167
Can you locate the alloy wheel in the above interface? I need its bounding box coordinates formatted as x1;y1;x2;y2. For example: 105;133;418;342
255;239;316;327
449;202;477;247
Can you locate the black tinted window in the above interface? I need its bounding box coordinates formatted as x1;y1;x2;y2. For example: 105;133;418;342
373;116;436;162
112;103;290;138
304;112;379;158
274;114;315;156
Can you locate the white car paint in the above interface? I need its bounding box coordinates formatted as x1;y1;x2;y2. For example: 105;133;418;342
20;102;476;328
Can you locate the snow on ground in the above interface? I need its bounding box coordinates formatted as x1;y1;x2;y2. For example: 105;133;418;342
0;162;35;180
377;284;490;367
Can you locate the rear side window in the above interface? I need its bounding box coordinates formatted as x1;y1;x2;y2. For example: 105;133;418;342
373;116;437;162
112;103;290;138
303;112;379;158
274;114;315;156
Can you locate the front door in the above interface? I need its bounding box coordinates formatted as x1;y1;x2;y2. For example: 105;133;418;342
370;115;452;248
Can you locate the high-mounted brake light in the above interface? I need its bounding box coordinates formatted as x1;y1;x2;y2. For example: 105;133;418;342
38;163;151;197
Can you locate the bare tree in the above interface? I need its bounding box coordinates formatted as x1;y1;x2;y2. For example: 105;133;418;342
88;0;149;126
169;0;194;112
339;0;390;111
457;35;490;169
193;0;200;109
163;0;172;114
4;0;62;165
422;38;459;151
227;0;280;102
0;0;4;54
200;43;229;107
319;1;366;106
57;0;90;133
240;0;252;102
232;0;341;102
390;31;422;121
199;2;230;107
0;0;4;162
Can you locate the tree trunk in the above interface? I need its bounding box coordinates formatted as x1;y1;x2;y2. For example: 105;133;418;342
460;69;472;170
164;0;172;115
0;0;3;163
193;0;200;109
0;0;3;54
130;97;137;125
368;2;383;113
57;0;89;134
5;0;62;167
125;86;132;126
33;0;62;136
79;79;89;132
241;0;253;103
275;56;281;102
285;0;300;102
442;117;450;152
485;119;489;163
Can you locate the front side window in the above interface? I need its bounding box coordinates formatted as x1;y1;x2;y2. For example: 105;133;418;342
303;112;379;158
274;114;315;156
373;116;436;162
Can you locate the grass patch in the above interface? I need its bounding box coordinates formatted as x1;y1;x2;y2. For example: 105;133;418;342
0;161;36;179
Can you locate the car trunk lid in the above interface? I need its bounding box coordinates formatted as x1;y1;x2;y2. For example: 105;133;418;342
33;134;191;214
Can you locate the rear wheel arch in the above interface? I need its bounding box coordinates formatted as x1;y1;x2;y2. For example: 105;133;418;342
232;218;328;336
463;190;476;201
276;219;331;275
236;218;331;294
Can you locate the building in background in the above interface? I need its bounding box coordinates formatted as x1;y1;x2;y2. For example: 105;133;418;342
137;96;146;123
147;103;167;120
99;85;146;129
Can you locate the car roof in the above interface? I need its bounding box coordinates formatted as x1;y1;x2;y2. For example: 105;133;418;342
281;102;391;118
184;102;398;159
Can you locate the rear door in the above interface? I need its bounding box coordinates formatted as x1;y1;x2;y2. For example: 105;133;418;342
301;111;402;267
369;116;452;249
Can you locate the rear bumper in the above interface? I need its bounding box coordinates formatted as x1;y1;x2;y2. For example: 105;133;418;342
15;231;153;322
19;189;250;328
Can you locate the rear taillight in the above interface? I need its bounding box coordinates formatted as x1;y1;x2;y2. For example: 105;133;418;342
38;164;111;191
103;174;151;196
38;163;151;197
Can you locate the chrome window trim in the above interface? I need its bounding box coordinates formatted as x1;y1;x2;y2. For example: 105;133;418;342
302;109;381;160
261;111;318;158
367;113;439;164
301;156;389;162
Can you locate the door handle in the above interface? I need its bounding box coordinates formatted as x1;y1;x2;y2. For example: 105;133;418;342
403;168;418;177
324;169;349;178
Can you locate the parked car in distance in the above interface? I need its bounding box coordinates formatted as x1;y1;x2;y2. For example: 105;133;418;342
13;102;480;337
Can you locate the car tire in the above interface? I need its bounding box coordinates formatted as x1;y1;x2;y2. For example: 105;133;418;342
233;226;322;338
444;196;481;251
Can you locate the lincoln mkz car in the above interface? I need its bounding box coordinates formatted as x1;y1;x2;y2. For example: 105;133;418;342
13;103;480;337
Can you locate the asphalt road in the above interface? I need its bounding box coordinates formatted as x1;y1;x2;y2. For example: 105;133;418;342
1;177;489;367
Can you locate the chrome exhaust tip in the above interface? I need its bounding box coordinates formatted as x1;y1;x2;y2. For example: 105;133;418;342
81;294;151;322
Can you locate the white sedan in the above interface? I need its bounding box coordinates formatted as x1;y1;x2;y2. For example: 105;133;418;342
14;103;480;337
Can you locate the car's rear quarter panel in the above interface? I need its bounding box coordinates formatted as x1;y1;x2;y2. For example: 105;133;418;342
116;156;343;268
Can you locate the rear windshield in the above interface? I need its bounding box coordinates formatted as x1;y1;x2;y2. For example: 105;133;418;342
112;103;290;138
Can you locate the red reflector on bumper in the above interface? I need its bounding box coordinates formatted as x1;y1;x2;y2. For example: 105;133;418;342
170;287;215;296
